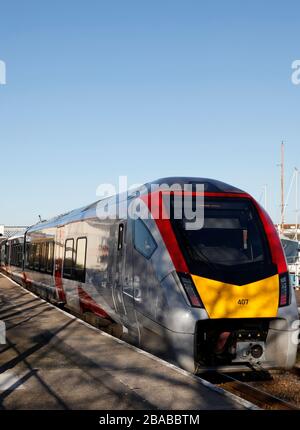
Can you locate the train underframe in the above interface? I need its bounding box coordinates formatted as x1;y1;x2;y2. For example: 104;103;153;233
194;317;297;372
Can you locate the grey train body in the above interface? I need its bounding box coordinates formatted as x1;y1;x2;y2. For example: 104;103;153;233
1;177;299;373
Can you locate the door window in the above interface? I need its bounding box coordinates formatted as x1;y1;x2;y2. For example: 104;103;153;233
134;219;157;259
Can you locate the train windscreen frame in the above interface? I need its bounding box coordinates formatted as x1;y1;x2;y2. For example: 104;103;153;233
167;196;277;285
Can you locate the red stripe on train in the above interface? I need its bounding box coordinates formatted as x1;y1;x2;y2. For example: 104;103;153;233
54;258;66;301
141;191;189;273
78;286;110;319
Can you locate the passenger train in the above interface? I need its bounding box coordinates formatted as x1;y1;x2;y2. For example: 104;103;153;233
0;177;299;373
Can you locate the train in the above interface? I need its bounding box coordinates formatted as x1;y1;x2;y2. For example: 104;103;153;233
0;177;299;373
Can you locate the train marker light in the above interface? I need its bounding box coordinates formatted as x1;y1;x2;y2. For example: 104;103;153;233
279;273;290;307
178;273;204;308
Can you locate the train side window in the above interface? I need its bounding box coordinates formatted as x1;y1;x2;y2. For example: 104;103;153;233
63;239;74;279
118;224;124;251
34;244;40;271
11;244;15;266
74;237;87;283
16;244;20;267
28;244;36;269
27;244;32;269
17;244;23;268
0;243;5;265
40;243;47;272
46;242;54;274
5;243;9;265
133;219;157;259
25;243;31;268
11;244;13;265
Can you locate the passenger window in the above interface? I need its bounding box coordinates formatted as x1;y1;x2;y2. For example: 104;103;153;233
34;244;40;271
74;237;87;283
63;239;74;278
5;243;9;265
27;244;33;269
134;219;157;259
40;243;47;272
46;242;54;274
11;244;15;265
17;244;23;267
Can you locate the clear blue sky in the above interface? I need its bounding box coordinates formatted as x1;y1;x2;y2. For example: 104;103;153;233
0;0;299;226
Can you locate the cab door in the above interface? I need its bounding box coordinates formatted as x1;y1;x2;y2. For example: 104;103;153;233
122;220;136;323
113;221;138;332
132;218;158;320
113;223;127;317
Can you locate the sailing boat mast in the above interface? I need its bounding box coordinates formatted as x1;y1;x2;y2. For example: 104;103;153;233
296;167;299;241
280;141;285;232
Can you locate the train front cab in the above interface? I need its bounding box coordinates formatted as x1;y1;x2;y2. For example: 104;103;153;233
144;190;299;373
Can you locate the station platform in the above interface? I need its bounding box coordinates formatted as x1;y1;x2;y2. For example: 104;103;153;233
0;273;254;410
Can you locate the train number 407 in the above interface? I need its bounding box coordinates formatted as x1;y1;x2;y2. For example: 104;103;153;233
237;299;249;305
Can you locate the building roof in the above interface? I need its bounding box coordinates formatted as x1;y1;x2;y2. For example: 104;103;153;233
0;225;28;240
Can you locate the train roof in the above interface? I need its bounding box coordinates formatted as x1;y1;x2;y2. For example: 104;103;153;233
26;177;245;233
147;177;244;193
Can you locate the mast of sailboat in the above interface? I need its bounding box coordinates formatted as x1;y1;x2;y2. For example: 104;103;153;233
280;141;285;232
296;167;299;241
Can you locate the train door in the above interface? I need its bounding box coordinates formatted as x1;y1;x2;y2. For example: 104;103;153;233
54;227;66;303
122;220;139;332
113;222;126;317
113;221;138;334
61;237;81;312
132;218;158;320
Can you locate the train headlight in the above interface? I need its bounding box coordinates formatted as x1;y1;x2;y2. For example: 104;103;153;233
279;273;290;307
178;273;204;308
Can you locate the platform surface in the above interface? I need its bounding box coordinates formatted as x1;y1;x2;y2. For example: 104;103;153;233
0;274;250;410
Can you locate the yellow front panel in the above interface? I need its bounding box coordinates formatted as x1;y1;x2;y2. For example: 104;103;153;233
192;274;279;319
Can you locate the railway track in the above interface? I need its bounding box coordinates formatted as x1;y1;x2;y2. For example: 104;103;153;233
202;372;299;410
